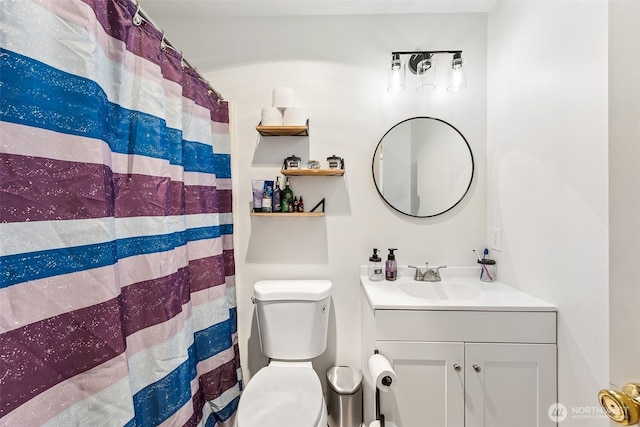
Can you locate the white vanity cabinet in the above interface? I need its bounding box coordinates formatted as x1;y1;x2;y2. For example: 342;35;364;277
464;342;556;427
362;301;558;427
374;340;465;427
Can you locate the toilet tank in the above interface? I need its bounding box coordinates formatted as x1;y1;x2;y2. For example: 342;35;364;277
253;280;332;360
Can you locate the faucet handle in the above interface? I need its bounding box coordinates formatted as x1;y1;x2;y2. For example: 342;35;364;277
408;265;423;280
433;265;447;280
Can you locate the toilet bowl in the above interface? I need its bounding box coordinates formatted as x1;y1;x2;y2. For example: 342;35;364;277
235;361;327;427
234;280;332;427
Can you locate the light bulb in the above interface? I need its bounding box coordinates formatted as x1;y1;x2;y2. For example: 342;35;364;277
447;53;466;92
387;55;406;93
416;55;436;92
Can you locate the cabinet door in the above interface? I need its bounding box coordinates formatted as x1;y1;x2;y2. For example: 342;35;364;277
464;343;557;427
376;341;465;427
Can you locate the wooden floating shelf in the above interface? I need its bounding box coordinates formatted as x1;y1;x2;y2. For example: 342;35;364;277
281;169;345;176
256;124;309;137
250;212;324;217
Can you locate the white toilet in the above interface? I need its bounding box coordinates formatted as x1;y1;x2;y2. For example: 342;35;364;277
235;279;332;427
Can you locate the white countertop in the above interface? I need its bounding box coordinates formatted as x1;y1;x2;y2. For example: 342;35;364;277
360;266;556;311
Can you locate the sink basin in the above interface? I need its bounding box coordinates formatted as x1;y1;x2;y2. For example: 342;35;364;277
360;266;557;311
398;281;483;301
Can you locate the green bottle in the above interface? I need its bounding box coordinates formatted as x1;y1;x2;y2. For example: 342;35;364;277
281;177;294;212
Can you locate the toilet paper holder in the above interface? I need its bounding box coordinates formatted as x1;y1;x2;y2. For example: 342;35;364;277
373;350;394;427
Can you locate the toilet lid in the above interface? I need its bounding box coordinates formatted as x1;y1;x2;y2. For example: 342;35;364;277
237;365;323;427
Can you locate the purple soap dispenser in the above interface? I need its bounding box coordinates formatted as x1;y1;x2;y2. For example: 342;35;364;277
385;248;398;281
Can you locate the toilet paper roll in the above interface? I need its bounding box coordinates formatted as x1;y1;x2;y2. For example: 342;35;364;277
272;87;295;108
368;353;397;392
283;107;306;126
261;107;283;126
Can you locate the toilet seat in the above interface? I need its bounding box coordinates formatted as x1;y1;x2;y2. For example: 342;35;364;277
236;364;324;427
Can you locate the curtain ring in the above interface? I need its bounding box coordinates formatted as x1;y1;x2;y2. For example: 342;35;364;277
132;6;143;26
161;32;167;51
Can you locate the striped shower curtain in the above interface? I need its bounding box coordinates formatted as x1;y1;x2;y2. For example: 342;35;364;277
0;0;242;426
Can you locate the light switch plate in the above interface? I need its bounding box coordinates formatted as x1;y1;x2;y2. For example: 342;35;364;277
489;228;502;251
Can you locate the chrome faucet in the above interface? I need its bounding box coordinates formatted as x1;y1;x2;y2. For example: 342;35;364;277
408;263;448;282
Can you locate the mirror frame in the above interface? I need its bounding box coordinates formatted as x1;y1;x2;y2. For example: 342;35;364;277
372;116;475;218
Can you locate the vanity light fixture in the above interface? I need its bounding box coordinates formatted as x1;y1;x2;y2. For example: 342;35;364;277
416;53;436;92
447;52;466;92
387;53;406;93
387;50;465;93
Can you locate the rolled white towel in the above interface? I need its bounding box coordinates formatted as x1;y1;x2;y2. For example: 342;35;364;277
260;107;283;126
283;107;306;126
272;87;295;108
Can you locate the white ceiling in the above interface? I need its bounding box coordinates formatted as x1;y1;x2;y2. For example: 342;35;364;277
139;0;497;19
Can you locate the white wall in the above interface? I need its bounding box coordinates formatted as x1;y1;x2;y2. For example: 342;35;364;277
140;2;617;421
487;2;609;425
608;0;640;390
195;13;488;386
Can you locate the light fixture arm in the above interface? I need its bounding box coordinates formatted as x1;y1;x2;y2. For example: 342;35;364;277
391;50;462;55
391;50;463;74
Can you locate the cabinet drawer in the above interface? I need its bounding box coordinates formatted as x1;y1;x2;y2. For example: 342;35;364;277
375;310;556;343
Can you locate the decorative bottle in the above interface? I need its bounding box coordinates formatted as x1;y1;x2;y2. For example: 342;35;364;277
272;176;282;213
281;177;294;213
298;196;304;213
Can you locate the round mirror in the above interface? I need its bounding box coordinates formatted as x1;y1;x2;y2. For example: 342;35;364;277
372;117;474;217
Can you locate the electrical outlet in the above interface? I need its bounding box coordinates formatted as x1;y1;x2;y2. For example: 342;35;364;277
489;228;502;251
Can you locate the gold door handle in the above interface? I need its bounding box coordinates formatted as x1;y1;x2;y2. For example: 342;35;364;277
599;383;640;425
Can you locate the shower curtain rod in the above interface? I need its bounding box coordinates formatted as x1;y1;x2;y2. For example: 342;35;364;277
133;0;225;102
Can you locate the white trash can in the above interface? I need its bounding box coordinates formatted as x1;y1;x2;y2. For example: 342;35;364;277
327;366;363;427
